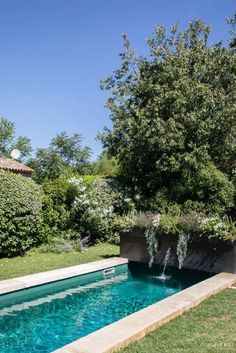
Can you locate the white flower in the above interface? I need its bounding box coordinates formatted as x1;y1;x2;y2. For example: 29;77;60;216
152;214;161;228
108;206;114;213
69;177;83;186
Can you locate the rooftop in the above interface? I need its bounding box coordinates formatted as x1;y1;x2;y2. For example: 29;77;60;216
0;158;33;174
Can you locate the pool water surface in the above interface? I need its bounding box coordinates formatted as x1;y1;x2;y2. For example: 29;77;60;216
0;262;210;353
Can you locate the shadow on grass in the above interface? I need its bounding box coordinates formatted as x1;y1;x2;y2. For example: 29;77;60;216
101;254;120;259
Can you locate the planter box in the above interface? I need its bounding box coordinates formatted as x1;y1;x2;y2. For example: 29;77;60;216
120;231;236;273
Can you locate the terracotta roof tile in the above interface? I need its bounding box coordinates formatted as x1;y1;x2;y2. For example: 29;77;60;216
0;158;33;173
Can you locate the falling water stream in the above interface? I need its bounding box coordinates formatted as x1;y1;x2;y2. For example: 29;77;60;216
150;247;171;281
162;247;171;276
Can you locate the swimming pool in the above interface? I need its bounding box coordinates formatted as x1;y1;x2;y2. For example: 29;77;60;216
0;262;210;353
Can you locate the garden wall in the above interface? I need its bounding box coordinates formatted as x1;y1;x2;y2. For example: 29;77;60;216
120;231;236;274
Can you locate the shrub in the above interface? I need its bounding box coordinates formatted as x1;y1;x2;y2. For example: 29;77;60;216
0;170;43;257
132;212;156;230
178;213;203;235
70;177;135;242
35;237;81;254
41;178;79;238
194;163;235;214
142;189;170;212
180;200;206;214
201;215;236;242
159;205;181;235
169;163;235;215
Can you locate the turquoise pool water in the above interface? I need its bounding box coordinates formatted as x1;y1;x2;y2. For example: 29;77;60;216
0;262;210;353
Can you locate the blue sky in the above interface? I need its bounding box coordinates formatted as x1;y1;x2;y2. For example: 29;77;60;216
0;0;235;160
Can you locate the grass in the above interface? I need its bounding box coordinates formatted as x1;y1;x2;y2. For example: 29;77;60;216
0;243;119;280
118;288;236;353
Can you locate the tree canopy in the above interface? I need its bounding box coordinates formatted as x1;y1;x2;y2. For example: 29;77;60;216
91;152;120;176
0;117;32;160
100;17;236;207
31;132;92;181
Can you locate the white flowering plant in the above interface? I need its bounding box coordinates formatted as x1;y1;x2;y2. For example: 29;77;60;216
201;215;236;241
69;177;135;243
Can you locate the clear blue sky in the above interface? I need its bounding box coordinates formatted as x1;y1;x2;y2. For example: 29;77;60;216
0;0;235;159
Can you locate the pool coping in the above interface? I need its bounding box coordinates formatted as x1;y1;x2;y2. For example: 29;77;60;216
52;271;236;353
0;257;128;295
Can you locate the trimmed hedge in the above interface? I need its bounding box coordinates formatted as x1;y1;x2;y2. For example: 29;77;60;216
0;170;43;256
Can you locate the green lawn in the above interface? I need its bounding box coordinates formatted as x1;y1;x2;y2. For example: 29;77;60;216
118;288;236;353
0;243;119;280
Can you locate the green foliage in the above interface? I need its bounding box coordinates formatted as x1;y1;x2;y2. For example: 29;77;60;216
169;163;235;214
35;237;81;254
0;117;32;160
41;178;79;239
0;170;43;256
201;215;236;242
71;177;135;243
30;149;65;181
100;18;236;211
227;13;236;48
180;200;206;214
21;175;136;251
81;174;104;184
92;152;120;176
159;205;181;235
51;132;92;168
31;132;91;182
178;213;202;235
132;209;236;269
133;212;156;230
12;135;32;161
142;189;170;212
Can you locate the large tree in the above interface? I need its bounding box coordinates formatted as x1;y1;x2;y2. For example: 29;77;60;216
99;18;236;200
30;132;92;181
0;117;32;160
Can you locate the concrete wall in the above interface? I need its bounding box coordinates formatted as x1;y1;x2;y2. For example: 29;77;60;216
120;231;236;273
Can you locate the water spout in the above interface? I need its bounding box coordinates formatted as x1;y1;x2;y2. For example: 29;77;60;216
161;247;171;277
149;247;171;282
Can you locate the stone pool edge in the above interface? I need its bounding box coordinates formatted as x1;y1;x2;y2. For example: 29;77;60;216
52;271;236;353
0;257;128;295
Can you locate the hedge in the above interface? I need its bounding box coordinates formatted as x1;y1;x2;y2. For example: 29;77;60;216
0;170;43;256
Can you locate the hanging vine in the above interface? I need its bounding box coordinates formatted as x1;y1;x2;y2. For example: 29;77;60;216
176;231;189;269
145;214;161;267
